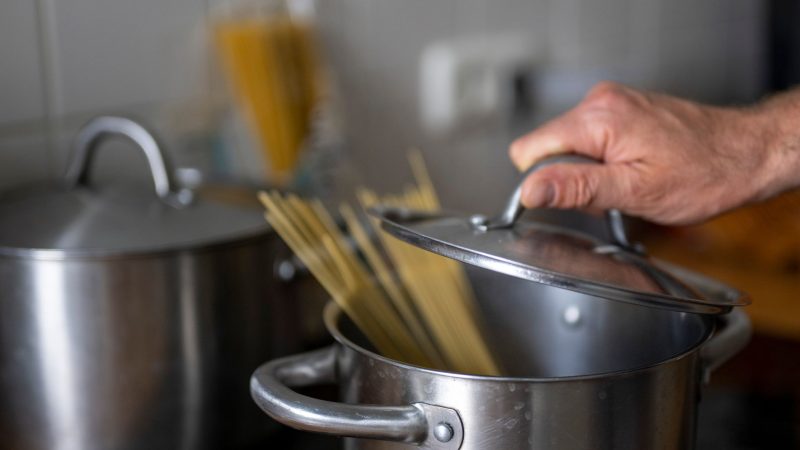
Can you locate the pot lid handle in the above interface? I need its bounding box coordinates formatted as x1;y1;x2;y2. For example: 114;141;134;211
64;116;192;208
469;154;644;254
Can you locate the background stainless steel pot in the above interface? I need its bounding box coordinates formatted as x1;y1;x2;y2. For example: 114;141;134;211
251;267;751;450
0;117;297;449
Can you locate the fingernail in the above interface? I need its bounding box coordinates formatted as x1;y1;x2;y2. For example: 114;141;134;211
510;150;528;172
515;158;537;173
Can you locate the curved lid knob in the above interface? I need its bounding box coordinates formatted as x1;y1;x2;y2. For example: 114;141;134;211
65;116;193;208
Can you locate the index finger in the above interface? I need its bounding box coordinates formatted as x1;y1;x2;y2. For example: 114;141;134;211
508;106;606;172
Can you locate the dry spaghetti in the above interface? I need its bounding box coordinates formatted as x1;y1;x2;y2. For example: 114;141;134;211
259;152;500;375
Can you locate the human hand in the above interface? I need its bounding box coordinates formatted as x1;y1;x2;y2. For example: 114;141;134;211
509;82;799;225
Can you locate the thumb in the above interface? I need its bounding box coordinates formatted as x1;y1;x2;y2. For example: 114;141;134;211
519;163;627;210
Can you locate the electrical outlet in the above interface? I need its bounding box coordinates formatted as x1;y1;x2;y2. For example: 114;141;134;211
419;33;538;134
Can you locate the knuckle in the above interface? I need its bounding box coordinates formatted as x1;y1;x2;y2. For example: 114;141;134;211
582;111;617;150
587;81;621;97
584;81;630;111
571;172;597;207
551;170;596;208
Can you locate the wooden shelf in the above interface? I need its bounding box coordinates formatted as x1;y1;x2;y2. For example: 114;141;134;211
646;239;800;342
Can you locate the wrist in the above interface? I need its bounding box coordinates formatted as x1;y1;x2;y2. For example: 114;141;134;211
741;95;800;201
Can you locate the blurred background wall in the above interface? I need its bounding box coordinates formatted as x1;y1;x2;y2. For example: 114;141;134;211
0;0;766;211
2;1;799;448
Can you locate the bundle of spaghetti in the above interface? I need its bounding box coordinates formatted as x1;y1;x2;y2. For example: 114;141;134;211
259;191;434;366
258;152;500;376
214;10;321;183
356;153;499;375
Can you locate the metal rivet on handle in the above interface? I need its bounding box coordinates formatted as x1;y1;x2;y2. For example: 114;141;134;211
276;260;297;282
433;422;454;442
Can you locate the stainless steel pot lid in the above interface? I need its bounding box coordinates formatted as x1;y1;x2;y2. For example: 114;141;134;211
370;155;750;315
0;116;267;257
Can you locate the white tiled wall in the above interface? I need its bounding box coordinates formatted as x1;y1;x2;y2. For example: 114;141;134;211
0;134;50;187
50;0;209;115
0;1;46;127
0;0;767;203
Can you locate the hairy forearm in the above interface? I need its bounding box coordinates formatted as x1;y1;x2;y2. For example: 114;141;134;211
747;87;800;201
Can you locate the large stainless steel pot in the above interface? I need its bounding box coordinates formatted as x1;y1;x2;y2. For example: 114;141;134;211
251;267;751;450
250;154;752;449
0;117;296;449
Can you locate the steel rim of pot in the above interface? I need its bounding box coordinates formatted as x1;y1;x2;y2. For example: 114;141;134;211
0;231;272;261
322;301;709;383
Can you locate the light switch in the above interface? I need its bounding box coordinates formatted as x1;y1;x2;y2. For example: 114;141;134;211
419;33;538;134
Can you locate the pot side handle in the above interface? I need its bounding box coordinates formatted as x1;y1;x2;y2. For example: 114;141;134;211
700;309;751;383
250;345;464;449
